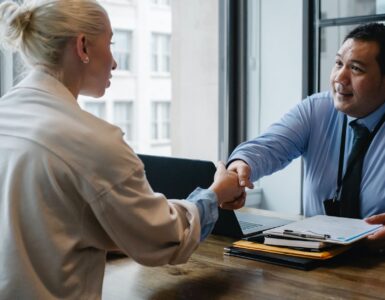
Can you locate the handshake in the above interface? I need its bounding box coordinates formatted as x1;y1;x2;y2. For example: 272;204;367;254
209;160;253;210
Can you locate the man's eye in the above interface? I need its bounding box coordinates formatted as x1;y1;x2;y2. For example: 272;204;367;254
335;60;343;67
351;65;363;72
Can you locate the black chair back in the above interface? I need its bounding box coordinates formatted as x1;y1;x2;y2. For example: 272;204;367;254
138;154;216;199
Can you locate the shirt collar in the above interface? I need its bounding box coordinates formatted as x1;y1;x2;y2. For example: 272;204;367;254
347;101;385;132
14;68;79;106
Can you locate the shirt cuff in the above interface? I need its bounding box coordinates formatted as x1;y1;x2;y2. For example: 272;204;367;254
186;187;219;241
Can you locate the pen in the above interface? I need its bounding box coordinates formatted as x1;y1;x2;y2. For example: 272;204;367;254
283;229;331;240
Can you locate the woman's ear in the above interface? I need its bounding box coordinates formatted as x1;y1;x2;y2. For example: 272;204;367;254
76;34;90;64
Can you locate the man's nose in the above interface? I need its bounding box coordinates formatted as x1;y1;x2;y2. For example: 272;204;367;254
334;66;350;85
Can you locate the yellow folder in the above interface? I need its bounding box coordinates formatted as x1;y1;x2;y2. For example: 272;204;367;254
233;240;351;260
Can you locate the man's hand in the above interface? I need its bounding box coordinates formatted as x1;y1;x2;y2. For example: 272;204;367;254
364;213;385;251
209;162;246;210
227;160;254;189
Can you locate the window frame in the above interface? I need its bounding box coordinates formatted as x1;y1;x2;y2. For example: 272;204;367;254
305;0;385;95
218;0;248;160
112;29;133;73
150;100;171;144
82;100;107;120
0;50;17;96
112;100;135;142
151;0;171;7
150;33;171;75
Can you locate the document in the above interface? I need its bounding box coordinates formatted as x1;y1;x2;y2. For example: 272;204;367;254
263;215;382;245
263;235;330;249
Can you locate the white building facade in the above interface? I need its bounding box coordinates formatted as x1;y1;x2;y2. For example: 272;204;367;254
80;0;173;156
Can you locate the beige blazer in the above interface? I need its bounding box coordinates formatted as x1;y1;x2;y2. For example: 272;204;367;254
0;70;202;300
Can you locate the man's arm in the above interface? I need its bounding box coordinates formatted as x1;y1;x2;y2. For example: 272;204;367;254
227;97;313;183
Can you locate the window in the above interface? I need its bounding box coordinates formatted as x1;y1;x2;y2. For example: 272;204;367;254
151;33;171;74
0;50;10;95
311;0;385;94
112;30;133;72
239;0;304;212
319;24;358;91
151;0;171;6
83;101;106;119
12;53;28;85
151;101;170;141
2;1;220;161
113;101;134;141
103;0;134;5
321;0;385;19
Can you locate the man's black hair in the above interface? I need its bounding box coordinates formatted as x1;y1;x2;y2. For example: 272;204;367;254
344;22;385;75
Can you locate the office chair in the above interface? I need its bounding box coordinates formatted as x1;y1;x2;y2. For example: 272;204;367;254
137;154;216;199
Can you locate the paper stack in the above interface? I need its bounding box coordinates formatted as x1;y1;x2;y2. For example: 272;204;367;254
224;215;381;270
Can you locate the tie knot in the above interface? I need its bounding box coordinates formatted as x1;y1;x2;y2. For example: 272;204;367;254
350;122;370;140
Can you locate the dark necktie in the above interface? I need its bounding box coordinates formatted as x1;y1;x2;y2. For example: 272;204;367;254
339;122;370;218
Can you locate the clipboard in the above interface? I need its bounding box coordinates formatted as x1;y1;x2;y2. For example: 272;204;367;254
263;215;382;245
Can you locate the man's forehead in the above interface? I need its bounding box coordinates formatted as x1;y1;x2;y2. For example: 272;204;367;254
338;38;379;61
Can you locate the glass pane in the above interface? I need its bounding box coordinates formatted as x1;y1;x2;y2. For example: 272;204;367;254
113;101;133;141
151;102;170;141
116;0;218;159
151;34;158;72
8;1;220;161
13;53;28;85
151;34;171;73
83;102;106;119
112;30;132;71
321;0;385;19
245;0;303;213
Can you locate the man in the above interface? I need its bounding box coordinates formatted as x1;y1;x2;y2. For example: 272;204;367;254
227;23;385;249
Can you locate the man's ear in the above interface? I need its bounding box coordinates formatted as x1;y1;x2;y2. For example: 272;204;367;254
75;34;89;63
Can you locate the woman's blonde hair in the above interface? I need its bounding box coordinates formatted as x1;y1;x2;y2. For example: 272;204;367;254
0;0;107;68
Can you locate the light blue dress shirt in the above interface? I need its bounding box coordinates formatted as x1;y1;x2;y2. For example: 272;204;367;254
186;188;218;240
229;91;385;218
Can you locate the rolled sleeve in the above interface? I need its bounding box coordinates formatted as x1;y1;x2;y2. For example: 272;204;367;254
186;187;219;241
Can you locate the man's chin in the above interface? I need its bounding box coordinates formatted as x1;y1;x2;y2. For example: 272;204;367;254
333;99;354;116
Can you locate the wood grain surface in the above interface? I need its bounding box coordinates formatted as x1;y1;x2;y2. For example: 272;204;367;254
103;234;385;300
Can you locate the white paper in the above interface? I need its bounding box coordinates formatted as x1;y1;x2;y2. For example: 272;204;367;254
263;215;382;245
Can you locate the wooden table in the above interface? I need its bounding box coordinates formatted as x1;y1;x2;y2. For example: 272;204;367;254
102;234;385;300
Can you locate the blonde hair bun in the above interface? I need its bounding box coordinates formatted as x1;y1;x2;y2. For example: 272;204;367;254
0;1;33;49
0;0;107;68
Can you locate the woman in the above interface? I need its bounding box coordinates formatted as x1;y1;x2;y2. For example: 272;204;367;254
0;1;245;299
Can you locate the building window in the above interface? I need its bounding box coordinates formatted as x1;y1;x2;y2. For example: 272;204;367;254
310;0;385;94
151;33;171;74
83;101;106;119
151;0;171;6
113;101;134;141
151;101;170;141
13;53;28;85
112;30;133;71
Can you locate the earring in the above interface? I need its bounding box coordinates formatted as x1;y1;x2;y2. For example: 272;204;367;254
82;56;90;64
